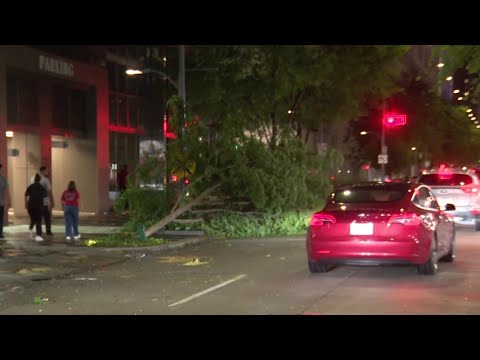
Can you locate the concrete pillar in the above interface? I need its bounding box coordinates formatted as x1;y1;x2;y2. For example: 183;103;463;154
38;79;52;185
96;78;110;214
0;64;7;225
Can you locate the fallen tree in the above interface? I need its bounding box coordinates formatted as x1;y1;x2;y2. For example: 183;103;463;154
143;183;221;238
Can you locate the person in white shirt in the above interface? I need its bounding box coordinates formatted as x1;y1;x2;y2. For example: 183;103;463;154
30;166;55;236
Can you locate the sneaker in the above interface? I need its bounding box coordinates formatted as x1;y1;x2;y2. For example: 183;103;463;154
35;236;44;242
74;235;81;241
66;236;72;242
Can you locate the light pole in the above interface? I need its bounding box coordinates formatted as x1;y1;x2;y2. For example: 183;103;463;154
411;146;418;177
380;119;386;181
360;130;384;180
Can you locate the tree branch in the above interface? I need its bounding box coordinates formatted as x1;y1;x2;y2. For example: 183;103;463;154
145;183;221;238
190;209;265;216
171;174;205;213
173;218;205;224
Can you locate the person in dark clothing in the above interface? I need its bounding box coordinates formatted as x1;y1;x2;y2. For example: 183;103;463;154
31;166;54;236
117;165;128;193
25;174;47;242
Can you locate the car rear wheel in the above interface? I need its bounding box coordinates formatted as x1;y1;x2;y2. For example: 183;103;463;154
308;261;329;273
417;240;438;275
475;220;480;232
441;230;456;263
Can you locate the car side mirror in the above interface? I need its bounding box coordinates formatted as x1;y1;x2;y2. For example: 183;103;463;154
445;203;456;211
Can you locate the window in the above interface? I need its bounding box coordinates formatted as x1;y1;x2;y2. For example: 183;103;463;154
52;85;87;132
109;92;142;128
109;94;117;125
128;97;139;128
412;187;438;209
418;173;474;186
426;189;440;210
117;95;127;126
333;186;408;203
6;72;39;126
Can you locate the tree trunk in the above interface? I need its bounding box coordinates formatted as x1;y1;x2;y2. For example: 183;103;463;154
297;121;303;139
270;112;277;150
144;183;221;238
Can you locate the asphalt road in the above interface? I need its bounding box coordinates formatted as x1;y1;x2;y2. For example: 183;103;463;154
1;227;479;315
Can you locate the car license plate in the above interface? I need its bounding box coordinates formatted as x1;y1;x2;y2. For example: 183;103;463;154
350;222;373;235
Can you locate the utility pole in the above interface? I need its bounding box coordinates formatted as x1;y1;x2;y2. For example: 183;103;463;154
178;45;186;137
380;103;387;181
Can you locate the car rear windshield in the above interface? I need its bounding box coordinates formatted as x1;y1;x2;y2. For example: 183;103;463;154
418;173;473;186
333;187;407;203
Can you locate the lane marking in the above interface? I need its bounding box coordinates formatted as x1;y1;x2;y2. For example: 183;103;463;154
169;274;247;307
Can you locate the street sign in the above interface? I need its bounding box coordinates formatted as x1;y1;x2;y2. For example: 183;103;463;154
378;154;388;164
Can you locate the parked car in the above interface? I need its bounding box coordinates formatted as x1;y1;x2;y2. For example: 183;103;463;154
417;167;480;230
306;182;456;275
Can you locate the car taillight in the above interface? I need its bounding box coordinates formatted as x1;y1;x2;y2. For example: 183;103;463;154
462;186;479;193
310;214;336;226
388;213;421;226
470;209;480;215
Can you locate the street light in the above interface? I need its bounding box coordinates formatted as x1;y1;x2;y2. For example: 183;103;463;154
453;89;460;94
437;63;445;68
125;69;143;75
446;76;453;81
411;147;418;177
360;130;380;139
126;45;187;142
467;108;473;113
126;67;180;91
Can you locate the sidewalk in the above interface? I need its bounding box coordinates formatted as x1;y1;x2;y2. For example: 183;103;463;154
0;212;209;302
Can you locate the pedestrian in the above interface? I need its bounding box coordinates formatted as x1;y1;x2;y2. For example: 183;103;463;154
25;173;47;242
117;164;128;193
61;181;80;243
0;164;11;240
31;166;54;236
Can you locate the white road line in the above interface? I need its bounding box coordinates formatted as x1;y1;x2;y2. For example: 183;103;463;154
169;274;247;307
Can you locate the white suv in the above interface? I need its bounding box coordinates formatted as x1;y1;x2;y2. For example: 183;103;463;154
417;168;480;231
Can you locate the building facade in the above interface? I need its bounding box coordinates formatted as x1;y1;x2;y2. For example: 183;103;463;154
0;45;167;220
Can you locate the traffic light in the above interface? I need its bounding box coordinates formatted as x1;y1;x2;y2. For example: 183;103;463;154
383;114;407;127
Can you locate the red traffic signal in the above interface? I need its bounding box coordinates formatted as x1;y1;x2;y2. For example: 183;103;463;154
384;114;407;127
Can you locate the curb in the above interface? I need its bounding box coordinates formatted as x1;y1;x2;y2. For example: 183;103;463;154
222;235;306;242
1;236;211;257
97;236;210;254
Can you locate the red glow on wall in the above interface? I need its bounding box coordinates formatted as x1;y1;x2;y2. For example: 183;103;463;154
108;125;144;134
163;116;177;139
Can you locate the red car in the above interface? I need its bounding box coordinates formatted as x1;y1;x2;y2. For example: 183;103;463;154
307;182;456;275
